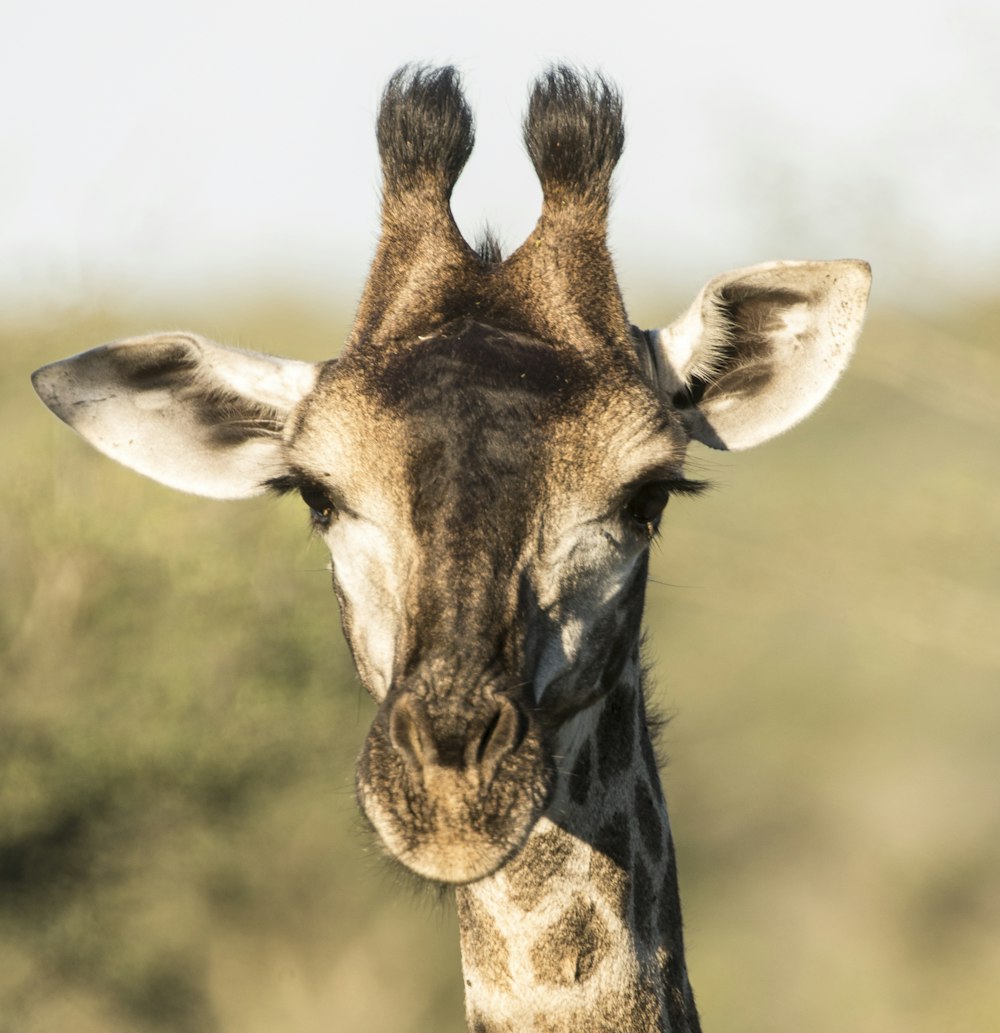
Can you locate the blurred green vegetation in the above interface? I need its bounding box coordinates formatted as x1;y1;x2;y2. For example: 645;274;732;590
2;293;998;1033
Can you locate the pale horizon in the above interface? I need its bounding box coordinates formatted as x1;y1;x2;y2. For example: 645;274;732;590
3;0;998;317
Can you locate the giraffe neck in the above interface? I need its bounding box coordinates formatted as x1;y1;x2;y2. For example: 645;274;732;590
456;655;700;1033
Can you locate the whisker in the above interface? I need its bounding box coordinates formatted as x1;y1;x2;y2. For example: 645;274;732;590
646;576;700;589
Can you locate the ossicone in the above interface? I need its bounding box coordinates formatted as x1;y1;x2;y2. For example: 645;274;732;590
377;65;475;200
523;65;625;207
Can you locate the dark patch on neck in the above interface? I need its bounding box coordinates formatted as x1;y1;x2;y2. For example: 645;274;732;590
530;895;611;987
456;889;512;992
569;741;593;807
631;854;655;945
657;833;701;1032
503;827;575;912
592;810;632;873
634;780;664;864
596;682;636;786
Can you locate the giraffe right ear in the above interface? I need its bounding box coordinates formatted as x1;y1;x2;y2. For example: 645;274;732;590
32;333;321;499
647;259;871;450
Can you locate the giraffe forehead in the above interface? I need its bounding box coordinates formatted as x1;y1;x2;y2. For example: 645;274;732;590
294;321;679;518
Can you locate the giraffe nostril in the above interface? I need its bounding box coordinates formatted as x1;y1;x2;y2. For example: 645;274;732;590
476;709;502;766
389;692;526;781
473;697;525;781
388;694;437;770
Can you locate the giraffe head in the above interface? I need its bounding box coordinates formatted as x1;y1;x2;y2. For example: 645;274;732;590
32;67;870;885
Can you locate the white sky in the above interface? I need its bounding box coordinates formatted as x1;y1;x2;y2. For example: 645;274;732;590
2;0;998;316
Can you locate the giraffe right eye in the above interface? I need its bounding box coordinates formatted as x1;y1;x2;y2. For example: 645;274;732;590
299;484;336;527
621;476;708;539
625;481;672;526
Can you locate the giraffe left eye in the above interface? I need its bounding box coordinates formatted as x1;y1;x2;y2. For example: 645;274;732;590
624;481;671;529
299;484;336;527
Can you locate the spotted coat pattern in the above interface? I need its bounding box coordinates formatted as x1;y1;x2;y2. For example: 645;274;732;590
457;653;700;1033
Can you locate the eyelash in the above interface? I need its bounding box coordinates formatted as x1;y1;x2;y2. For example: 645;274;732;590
270;473;704;538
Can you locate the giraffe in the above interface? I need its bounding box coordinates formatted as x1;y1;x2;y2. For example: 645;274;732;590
31;67;870;1031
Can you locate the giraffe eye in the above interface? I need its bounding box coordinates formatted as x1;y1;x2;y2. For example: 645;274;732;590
624;481;671;535
299;484;336;527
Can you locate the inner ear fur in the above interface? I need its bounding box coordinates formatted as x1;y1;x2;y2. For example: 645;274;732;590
31;333;320;498
648;259;871;450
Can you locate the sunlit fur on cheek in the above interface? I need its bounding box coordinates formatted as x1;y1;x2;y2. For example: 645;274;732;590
326;518;406;701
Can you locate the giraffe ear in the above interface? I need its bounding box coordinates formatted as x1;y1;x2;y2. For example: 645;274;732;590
32;333;320;498
646;259;871;450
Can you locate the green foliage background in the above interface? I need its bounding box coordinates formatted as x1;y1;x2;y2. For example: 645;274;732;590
2;293;998;1032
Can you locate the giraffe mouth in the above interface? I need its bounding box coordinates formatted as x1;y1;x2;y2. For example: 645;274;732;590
356;689;553;883
359;772;544;883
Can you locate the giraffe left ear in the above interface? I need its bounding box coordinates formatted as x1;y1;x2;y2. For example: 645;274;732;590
646;259;871;450
32;333;321;498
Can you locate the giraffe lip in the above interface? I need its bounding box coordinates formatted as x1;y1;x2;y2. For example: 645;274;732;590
358;769;547;884
396;827;534;884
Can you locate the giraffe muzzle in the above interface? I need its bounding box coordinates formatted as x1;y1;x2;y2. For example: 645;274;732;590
357;686;552;883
